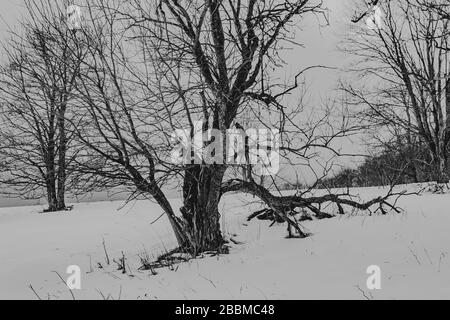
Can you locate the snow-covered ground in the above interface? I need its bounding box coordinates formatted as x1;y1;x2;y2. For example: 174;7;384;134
1;184;450;300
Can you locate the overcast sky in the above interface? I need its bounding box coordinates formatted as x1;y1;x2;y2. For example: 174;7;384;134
0;0;354;94
0;0;357;116
0;0;23;33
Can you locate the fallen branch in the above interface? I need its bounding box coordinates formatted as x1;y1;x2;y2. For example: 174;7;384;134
222;179;409;237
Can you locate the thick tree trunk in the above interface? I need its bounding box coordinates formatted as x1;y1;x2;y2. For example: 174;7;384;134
180;165;226;255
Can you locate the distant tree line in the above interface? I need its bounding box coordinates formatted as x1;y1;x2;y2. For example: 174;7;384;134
319;135;448;189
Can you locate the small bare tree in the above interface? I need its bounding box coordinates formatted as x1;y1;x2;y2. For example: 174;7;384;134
0;0;85;211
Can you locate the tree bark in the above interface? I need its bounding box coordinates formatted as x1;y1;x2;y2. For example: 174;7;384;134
151;184;188;249
56;104;67;211
45;176;58;212
180;165;226;255
434;151;448;183
45;131;59;212
410;162;420;183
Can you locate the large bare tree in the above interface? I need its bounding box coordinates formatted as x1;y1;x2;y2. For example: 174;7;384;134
48;0;404;255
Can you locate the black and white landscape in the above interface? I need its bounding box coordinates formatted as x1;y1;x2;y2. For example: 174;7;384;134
0;0;449;301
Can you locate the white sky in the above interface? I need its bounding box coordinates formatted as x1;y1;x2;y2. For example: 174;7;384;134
0;0;355;98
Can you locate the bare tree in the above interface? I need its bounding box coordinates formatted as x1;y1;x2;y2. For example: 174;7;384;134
0;0;85;211
57;0;405;256
344;0;450;183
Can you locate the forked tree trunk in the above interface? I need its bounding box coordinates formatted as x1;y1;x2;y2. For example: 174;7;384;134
180;165;226;255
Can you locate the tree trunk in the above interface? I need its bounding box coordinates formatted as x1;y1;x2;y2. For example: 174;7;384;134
46;177;58;212
434;149;448;183
45;138;58;212
150;184;189;248
180;165;226;255
56;105;67;211
410;162;419;183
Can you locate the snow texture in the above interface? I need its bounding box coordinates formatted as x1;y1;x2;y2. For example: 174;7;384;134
1;184;449;300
